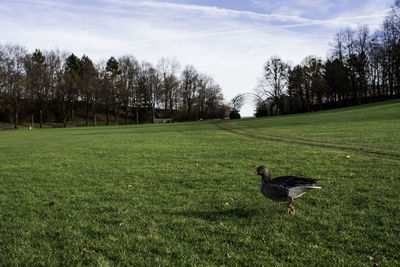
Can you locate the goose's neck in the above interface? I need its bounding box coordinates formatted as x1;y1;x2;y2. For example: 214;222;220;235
261;172;271;183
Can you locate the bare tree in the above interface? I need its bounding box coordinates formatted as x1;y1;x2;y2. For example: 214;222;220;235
367;30;383;97
256;56;289;115
119;55;140;125
202;76;223;117
354;25;370;101
0;45;229;126
52;54;69;127
196;73;210;119
44;50;65;115
0;44;27;128
180;65;198;121
138;61;160;123
157;57;180;120
303;56;327;110
95;61;108;126
0;47;4;115
288;65;306;112
331;31;345;63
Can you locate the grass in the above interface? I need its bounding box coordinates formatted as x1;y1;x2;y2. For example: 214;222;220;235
1;100;399;266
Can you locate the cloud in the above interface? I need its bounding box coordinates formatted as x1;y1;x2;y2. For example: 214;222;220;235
98;0;390;28
250;0;336;17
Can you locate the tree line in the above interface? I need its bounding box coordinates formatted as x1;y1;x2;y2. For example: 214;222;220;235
0;47;226;128
244;1;400;117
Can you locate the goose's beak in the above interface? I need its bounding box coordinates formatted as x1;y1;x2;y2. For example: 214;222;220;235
251;170;258;176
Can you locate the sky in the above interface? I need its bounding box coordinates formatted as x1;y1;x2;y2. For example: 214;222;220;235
0;0;394;116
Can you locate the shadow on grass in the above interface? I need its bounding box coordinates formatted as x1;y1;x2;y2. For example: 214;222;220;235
171;207;267;221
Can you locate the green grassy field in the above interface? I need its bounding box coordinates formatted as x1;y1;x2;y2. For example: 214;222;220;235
1;100;399;266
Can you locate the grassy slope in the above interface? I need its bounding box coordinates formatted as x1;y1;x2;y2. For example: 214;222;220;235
0;100;399;266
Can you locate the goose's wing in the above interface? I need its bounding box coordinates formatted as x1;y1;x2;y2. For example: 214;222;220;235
261;183;289;200
270;176;318;188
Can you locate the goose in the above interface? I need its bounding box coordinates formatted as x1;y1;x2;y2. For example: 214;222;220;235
252;165;321;214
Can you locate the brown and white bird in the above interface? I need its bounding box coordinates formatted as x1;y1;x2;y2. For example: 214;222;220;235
252;165;321;214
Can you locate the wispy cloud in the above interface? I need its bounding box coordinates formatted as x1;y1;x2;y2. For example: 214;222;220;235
99;0;390;28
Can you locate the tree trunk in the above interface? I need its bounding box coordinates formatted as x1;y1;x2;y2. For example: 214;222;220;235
63;103;68;127
13;109;18;129
39;109;43;128
92;102;97;126
389;68;394;97
85;102;88;127
300;96;305;112
114;102;118;125
187;100;191;121
319;95;322;111
39;101;43;128
106;101;110;125
169;98;174;121
152;105;155;123
275;97;280;116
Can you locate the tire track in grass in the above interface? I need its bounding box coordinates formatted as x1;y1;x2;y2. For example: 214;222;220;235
215;123;400;160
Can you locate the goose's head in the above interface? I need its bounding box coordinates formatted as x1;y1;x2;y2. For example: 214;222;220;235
251;165;271;180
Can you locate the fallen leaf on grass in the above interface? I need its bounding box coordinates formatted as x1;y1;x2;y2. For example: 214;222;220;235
83;248;95;253
369;251;377;261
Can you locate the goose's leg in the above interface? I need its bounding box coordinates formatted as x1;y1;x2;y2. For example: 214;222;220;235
290;204;295;215
287;197;295;215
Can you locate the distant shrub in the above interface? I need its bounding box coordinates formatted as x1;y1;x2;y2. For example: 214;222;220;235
229;109;241;120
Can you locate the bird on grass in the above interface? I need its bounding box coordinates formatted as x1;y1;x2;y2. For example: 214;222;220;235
252;165;321;215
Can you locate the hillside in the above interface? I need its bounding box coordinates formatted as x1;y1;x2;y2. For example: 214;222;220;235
0;100;399;266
